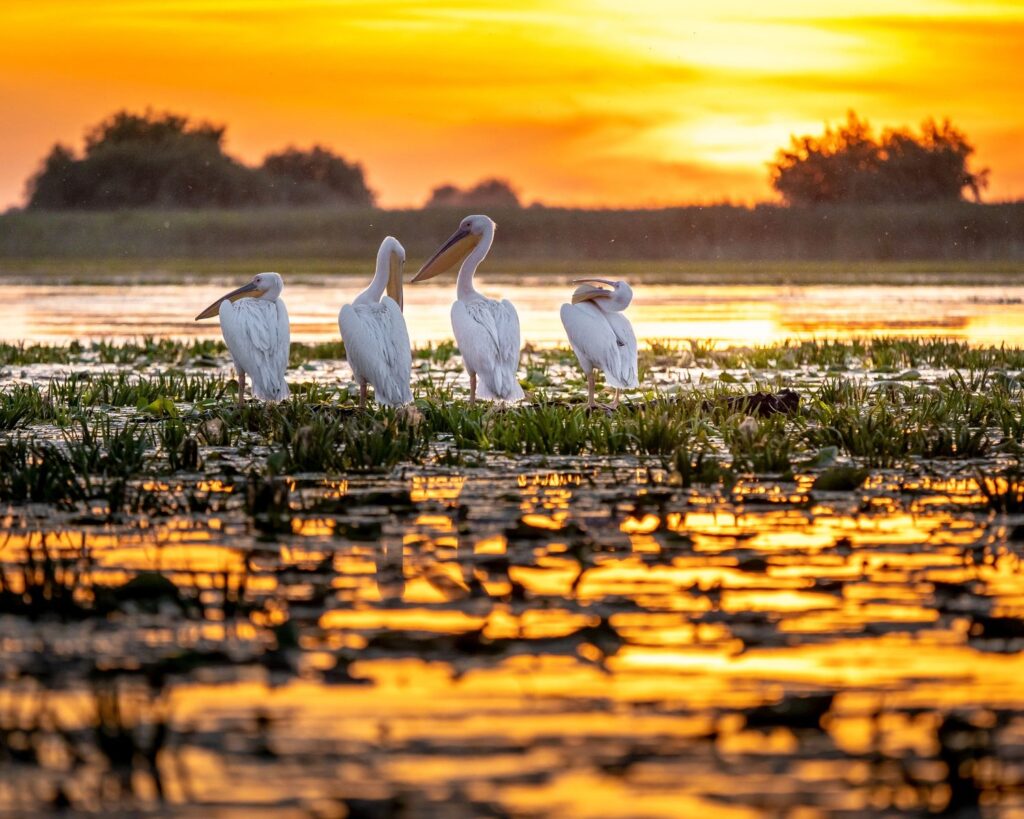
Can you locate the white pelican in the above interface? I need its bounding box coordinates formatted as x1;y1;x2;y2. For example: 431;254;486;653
337;236;413;407
195;272;290;404
412;214;524;403
559;278;638;408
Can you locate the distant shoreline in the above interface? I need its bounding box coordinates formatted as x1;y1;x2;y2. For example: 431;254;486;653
1;203;1022;279
2;260;1023;287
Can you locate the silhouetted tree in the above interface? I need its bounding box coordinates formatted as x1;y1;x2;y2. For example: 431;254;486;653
426;184;461;207
425;178;520;208
26;144;82;209
261;146;374;205
25;110;374;209
27;110;262;208
770;112;988;205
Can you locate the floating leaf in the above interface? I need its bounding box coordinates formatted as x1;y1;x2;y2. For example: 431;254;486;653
803;446;839;468
812;466;869;492
139;396;179;417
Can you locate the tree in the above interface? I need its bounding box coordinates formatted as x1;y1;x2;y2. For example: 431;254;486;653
25;110;375;209
425;178;520;208
770;111;988;206
261;146;374;205
25;144;82;209
27;110;263;208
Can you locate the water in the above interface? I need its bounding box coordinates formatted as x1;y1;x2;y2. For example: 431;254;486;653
4;279;1024;346
3;281;1024;816
3;459;1024;816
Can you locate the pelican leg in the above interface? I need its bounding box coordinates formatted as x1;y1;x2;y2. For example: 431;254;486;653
359;380;368;409
237;370;246;406
469;372;477;404
598;388;620;411
586;371;597;410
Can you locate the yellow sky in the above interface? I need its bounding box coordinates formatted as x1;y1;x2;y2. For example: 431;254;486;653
1;0;1022;208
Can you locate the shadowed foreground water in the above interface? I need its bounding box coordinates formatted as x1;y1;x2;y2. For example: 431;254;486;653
4;280;1024;346
2;437;1024;815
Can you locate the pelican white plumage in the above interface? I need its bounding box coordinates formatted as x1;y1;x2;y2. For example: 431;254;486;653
338;236;413;407
559;278;638;409
195;272;290;404
412;214;524;403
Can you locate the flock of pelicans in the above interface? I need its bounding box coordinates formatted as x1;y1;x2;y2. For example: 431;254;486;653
197;214;639;409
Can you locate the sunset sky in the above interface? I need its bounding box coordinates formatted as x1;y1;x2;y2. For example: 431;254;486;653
1;0;1022;209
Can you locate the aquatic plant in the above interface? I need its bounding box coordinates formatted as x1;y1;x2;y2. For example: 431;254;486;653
278;407;428;472
0;384;66;429
0;439;87;507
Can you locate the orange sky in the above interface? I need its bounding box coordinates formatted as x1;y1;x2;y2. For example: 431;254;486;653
1;0;1022;209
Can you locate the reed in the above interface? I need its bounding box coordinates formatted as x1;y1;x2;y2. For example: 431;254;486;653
2;202;1022;268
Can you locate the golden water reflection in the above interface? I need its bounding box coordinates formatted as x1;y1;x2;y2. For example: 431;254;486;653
1;465;1023;816
6;281;1024;346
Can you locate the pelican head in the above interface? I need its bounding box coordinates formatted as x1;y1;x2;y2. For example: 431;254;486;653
571;278;633;312
378;236;406;310
412;214;495;282
196;272;284;320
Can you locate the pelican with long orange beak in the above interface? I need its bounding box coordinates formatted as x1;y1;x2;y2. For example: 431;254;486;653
412;214;524;402
559;278;638;409
338;236;413;407
195;272;290;404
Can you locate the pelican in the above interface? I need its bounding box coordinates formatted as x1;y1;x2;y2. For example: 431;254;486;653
412;214;524;403
559;278;638;409
337;236;413;407
195;272;290;404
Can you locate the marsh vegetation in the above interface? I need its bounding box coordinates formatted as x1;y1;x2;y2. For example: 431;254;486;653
3;202;1024;273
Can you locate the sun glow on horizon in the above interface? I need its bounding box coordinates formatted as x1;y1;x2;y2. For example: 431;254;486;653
1;0;1022;209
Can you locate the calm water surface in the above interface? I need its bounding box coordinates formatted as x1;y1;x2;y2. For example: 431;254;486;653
4;279;1024;345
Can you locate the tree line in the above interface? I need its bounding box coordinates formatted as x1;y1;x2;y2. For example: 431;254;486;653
24;108;989;210
28;112;374;209
770;111;988;205
25;109;521;211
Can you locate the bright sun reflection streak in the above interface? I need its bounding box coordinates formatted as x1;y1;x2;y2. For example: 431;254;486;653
8;282;1024;347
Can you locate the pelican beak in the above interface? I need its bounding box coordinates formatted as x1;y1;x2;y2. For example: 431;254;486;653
195;281;264;321
412;227;480;282
387;250;405;312
571;283;613;305
572;278;617;288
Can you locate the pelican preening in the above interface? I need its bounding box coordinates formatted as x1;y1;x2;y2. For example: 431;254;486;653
413;215;525;403
195;272;291;404
560;278;638;409
194;216;640;409
338;236;413;407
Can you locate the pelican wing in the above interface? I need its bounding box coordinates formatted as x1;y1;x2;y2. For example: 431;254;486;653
452;298;524;401
219;298;290;401
604;311;639;388
338;297;413;405
560;302;621;380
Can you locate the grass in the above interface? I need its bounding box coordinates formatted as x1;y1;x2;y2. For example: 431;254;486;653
6;336;1024;371
0;338;227;366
